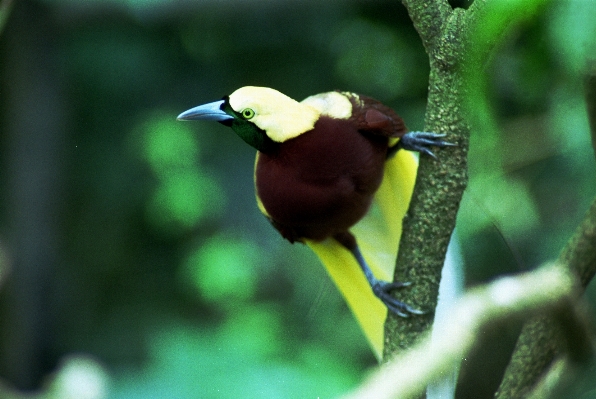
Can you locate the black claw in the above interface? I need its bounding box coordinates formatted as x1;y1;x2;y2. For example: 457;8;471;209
419;147;438;160
399;131;456;158
371;280;425;317
342;240;426;318
375;280;411;292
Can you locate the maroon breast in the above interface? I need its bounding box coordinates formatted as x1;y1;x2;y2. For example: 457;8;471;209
255;116;389;242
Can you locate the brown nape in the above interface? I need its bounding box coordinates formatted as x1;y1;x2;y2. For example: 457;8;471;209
255;115;391;243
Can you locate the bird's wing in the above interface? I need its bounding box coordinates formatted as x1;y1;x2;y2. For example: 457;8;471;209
306;149;418;360
350;94;408;139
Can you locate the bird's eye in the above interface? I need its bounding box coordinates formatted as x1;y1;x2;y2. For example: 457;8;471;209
241;108;255;119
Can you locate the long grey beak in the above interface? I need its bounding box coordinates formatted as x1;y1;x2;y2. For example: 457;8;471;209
177;100;234;122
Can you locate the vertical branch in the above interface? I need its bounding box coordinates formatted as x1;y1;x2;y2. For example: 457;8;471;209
384;1;470;358
400;0;451;52
385;0;553;372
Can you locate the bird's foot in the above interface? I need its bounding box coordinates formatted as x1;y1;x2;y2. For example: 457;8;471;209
399;131;456;159
371;279;426;317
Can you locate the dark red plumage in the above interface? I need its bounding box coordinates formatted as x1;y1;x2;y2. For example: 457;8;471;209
177;87;448;323
255;94;407;244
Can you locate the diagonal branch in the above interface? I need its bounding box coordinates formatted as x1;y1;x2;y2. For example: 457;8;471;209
495;65;596;398
345;263;582;399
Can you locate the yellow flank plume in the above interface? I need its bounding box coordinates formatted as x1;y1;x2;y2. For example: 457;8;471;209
306;149;418;360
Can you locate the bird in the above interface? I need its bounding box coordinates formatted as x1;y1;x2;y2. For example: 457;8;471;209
177;86;452;359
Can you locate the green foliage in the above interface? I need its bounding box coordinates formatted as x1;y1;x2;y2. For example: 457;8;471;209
180;234;259;304
111;320;360;399
1;0;596;397
138;113;226;233
458;176;540;240
549;1;596;75
0;0;12;37
331;18;427;100
458;0;596;279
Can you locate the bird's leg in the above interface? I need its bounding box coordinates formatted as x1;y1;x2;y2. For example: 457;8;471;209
393;131;456;159
333;232;425;317
350;245;425;317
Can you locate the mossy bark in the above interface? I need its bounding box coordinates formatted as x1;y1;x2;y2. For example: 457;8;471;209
496;177;596;399
385;2;596;397
384;2;471;358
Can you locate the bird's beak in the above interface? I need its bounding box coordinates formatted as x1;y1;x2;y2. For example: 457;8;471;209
177;100;234;122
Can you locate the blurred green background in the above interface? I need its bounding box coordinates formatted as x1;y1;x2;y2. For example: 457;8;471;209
0;0;595;398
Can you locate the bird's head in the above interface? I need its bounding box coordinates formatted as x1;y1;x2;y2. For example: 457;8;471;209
178;86;322;152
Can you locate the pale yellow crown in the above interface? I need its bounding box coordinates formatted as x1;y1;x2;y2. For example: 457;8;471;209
228;86;353;143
